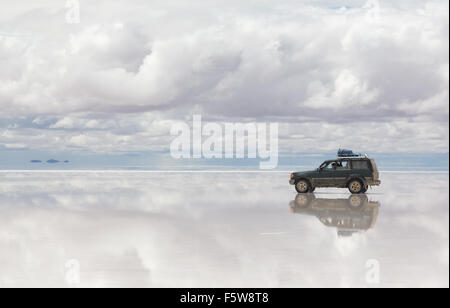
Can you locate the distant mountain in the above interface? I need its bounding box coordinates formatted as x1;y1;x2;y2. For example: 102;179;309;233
30;160;42;163
64;160;70;163
47;159;60;164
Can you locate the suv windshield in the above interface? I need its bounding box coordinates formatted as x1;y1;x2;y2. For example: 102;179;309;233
319;162;328;169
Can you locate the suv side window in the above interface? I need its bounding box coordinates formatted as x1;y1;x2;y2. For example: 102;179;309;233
336;160;350;170
324;161;350;170
351;160;370;170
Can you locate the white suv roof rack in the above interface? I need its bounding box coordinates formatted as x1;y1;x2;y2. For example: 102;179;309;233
337;149;369;158
340;155;369;159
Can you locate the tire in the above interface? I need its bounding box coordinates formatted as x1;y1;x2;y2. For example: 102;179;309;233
347;194;368;209
295;179;311;194
348;179;364;194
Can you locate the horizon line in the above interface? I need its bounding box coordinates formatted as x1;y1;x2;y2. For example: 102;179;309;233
0;170;448;174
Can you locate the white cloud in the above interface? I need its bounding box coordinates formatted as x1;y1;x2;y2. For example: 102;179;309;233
0;0;448;153
50;117;75;129
2;143;27;149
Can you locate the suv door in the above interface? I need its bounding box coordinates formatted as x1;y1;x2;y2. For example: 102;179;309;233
333;159;352;187
316;161;338;187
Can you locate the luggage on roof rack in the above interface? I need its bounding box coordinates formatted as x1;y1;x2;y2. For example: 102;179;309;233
337;149;362;158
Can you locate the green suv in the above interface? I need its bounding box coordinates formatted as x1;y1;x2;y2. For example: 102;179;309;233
289;153;381;194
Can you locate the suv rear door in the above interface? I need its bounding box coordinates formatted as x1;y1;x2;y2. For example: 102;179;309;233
333;159;352;186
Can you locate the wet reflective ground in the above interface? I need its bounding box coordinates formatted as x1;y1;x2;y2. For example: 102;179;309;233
0;171;448;288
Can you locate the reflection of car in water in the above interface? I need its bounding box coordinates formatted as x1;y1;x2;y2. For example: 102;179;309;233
289;194;380;237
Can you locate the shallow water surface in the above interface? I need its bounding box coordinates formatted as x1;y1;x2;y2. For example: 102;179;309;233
0;171;448;287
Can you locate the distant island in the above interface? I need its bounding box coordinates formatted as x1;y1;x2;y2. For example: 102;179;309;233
29;159;70;164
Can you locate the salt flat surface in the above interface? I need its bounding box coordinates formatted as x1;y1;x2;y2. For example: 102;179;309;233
0;172;448;287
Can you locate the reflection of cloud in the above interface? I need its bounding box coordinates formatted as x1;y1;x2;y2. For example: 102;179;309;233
0;172;448;287
334;235;367;257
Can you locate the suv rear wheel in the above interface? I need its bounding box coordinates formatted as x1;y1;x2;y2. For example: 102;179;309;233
295;179;311;194
348;179;364;194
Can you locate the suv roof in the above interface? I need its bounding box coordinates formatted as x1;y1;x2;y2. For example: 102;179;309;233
323;157;370;164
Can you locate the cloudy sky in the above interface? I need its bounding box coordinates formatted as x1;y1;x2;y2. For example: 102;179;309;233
0;0;448;159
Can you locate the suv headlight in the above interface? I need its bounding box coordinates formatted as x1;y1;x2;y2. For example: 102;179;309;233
290;174;294;179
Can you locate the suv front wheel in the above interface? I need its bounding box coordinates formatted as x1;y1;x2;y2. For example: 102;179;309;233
348;179;364;194
295;179;311;194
